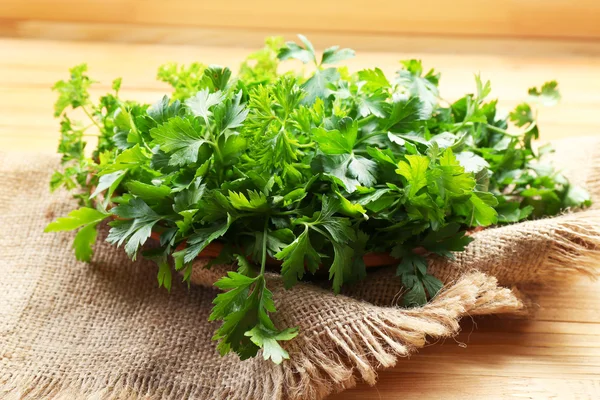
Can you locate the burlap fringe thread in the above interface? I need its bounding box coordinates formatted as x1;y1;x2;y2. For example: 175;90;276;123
1;272;522;400
544;211;600;279
428;209;600;287
279;273;524;400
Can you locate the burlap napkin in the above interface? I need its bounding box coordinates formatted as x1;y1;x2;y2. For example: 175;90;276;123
2;137;599;400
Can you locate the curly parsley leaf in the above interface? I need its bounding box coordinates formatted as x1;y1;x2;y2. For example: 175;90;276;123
528;81;561;107
52;64;94;116
157;62;207;100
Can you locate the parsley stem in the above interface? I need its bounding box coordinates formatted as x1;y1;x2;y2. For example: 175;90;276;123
352;149;369;154
206;141;225;183
452;121;528;137
274;210;300;216
484;124;514;136
486;122;537;137
357;115;376;127
308;225;331;242
450;120;469;134
356;131;383;145
292;163;311;169
207;141;224;162
260;218;269;275
82;106;102;132
142;142;153;152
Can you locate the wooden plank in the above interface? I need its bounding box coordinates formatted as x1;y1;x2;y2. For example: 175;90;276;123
335;374;600;399
1;0;600;40
4;22;600;55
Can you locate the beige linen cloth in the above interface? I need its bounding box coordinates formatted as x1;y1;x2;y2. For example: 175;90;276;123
2;137;600;400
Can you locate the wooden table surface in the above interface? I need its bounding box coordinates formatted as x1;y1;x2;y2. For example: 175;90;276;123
1;35;600;399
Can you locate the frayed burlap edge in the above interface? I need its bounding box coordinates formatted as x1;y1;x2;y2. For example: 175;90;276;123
0;272;521;400
0;371;290;400
427;209;600;287
543;210;600;279
280;272;523;400
277;272;523;400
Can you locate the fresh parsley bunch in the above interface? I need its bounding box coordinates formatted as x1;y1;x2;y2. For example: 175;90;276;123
45;35;591;364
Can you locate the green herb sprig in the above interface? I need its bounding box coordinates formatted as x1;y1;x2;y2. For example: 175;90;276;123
46;35;591;363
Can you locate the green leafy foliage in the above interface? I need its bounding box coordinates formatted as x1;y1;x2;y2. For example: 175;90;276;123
107;198;162;259
395;252;442;307
44;207;109;262
150;116;208;166
157;62;207;100
239;37;285;87
211;271;298;363
47;34;590;364
528;81;561;106
52;64;95;117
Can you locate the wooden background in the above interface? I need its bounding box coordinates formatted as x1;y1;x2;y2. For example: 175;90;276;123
1;0;600;40
1;1;600;398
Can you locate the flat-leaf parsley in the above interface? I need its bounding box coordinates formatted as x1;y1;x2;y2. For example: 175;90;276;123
47;35;591;363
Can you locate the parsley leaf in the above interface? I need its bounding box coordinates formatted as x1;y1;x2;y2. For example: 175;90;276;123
311;117;357;154
52;64;94;117
395;250;442;307
321;45;355;65
185;89;226;123
276;226;321;288
312;153;377;192
45;207;109;262
396;60;440;113
177;219;231;263
150;117;208;166
358;67;391;91
302;68;339;104
528;81;561;106
278;35;316;64
108;198;162;259
397;155;429;197
147;95;184;124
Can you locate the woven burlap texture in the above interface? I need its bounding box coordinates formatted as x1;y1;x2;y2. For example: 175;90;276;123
1;136;599;400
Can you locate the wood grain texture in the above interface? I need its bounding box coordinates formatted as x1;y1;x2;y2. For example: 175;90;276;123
0;36;599;399
5;22;600;56
1;0;600;40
